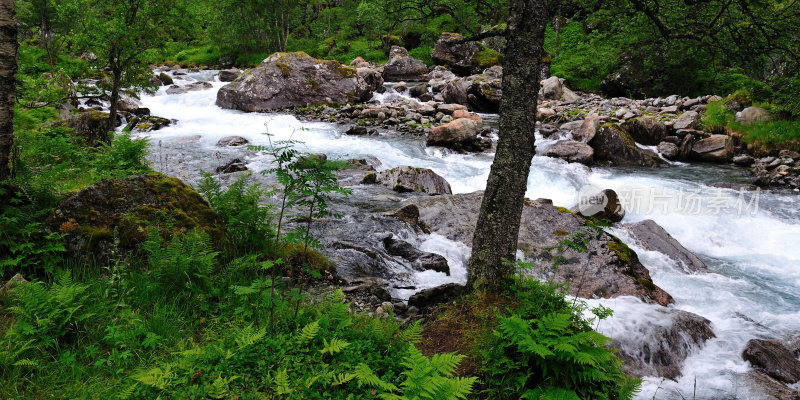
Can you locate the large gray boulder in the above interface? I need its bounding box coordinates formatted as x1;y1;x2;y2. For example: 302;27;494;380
589;124;666;167
690;134;734;162
441;65;502;112
541;76;563;100
376;166;452;195
736;106;771;124
573;188;625;222
545;140;594;165
673;110;700;130
431;32;481;76
427;118;479;149
404;192;673;306
216;52;378;111
383;46;429;82
621;117;667;145
625;219;707;273
742;339;800;384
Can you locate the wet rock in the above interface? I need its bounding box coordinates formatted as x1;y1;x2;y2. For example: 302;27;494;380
126;115;173;132
611;307;715;379
216;136;249;147
431;32;482;75
217;68;241;82
46;174;230;267
436;103;467;115
376;166;452;195
157;72;173;85
427;118;479;150
215;158;248;174
625;219;707;272
574;188;625;223
733;154;755;166
572;113;601;143
383;46;429;82
736;106;771;124
690;134;734;162
392;82;407;92
657;142;680;160
589;124;666;167
441;66;502;112
408;83;428;98
166;81;213;95
672;110;700;131
742;339;800;384
541;76;564;100
545;140;594;165
621;117;667;145
451;109;482;125
405;192;673;305
216;52;378;111
744;372;800;400
346;126;368;136
383;236;449;274
407;283;466;309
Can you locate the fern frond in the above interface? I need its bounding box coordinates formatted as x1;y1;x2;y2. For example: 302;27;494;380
320;337;350;355
234;323;266;350
273;368;293;395
296;320;320;345
353;363;399;392
396;320;423;344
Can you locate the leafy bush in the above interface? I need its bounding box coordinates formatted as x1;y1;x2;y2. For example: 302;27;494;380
95;132;151;176
409;46;434;66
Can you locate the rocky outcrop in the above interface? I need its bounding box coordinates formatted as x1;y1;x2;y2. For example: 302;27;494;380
404;192;673;305
375;166;452;195
610;307;715;379
625;219;707;272
46;174;230;267
216;52;379;112
383;46;429;82
621;117;667;145
431;33;481;76
573;188;625;222
589;124;666;167
742;339;800;384
545;140;594;165
690;135;734;162
383;236;449;274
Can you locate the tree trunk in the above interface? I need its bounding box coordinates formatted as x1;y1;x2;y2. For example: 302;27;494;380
467;0;548;290
0;0;18;181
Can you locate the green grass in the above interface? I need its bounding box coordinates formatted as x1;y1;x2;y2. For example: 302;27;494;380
703;100;800;151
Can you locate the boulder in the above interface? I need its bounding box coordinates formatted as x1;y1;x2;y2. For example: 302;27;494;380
572;113;601;143
216;52;378;112
428;67;458;92
46;174;230;267
732;154;755;166
573;188;625;222
744;372;800;400
541;76;563;100
451;109;482;125
742;339;800;384
125;115;172;132
0;273;28;297
376;166;452;195
405;193;673;305
673;111;700;130
610;307;715;379
621;117;667;145
436;103;468;115
589;124;666;167
736;107;771;124
690;134;734;162
431;32;481;75
166;81;213;95
407;283;466;309
345;126;368;136
625;219;707;272
441;66;502;112
216;136;249;147
63;109;111;146
427;118;479;150
157;72;173;85
408;83;429;98
383;236;449;274
215;158;248;174
383;46;429;82
218;68;241;82
545;140;594;165
657;142;680;160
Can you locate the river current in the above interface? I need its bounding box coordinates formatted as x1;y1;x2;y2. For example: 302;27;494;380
134;70;800;399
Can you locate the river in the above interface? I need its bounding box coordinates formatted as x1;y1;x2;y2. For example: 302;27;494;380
134;70;800;399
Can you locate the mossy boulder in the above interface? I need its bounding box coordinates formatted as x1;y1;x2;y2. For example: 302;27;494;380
47;174;230;266
383;46;429;82
589;124;666;167
61;109;111;146
216;52;380;111
280;243;335;278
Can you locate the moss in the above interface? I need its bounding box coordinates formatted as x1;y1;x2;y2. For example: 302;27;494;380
637;278;656;292
473;44;503;69
307;79;320;90
361;172;377;184
280;243;335;276
607;238;634;266
135;122;152;131
552;229;569;237
276;62;292;78
554;206;573;214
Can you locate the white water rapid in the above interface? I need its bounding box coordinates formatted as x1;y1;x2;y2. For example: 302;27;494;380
135;70;800;399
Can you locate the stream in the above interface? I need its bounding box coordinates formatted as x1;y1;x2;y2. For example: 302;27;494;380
133;70;800;399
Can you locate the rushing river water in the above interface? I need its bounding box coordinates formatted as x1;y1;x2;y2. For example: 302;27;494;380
135;70;800;399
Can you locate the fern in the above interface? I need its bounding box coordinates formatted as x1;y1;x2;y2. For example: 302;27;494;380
395;320;423;345
296;320;320;345
133;364;177;390
272;368;293;395
320;337;350;355
234;323;267;350
144;228;218;294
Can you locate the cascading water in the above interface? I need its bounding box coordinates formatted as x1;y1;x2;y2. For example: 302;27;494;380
136;70;800;399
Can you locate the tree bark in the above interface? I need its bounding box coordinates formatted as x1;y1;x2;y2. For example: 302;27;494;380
0;0;18;181
467;0;548;290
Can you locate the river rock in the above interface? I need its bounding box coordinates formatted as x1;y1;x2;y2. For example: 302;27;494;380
744;372;800;400
732;154;755;166
383;46;429;82
216;136;249;147
218;68;241;82
742;339;800;384
427;118;479;149
407;283;466;309
46;174;230;267
690;134;734;162
405;192;673;305
451;109;482;125
441;66;502;112
541;76;563;100
376;166;452;195
408;83;428;98
574;188;625;222
62;109;111;146
383;236;449;274
126;115;172;132
157;72;173;85
736;106;771;124
431;32;481;76
589;124;666;167
166;81;213;95
610;306;715;379
545;140;594;164
215;158;248;174
621;117;667;145
625;219;707;272
672;111;700;130
572;114;601;143
657;142;680;160
216;52;378;112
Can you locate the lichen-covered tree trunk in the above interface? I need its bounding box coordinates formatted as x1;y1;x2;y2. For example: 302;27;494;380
0;0;18;180
467;0;548;290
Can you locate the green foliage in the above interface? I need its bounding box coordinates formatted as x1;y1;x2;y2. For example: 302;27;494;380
703;99;800;151
142;228;218;296
95;132;151;176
